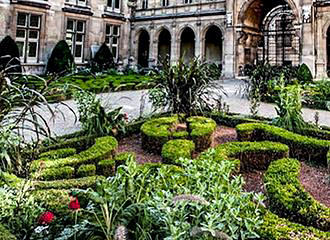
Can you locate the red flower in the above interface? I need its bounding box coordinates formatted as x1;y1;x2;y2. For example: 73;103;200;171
69;197;80;210
38;211;54;225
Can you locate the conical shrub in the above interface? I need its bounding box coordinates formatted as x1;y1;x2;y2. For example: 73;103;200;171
46;40;74;74
92;42;114;72
0;36;22;73
297;63;313;84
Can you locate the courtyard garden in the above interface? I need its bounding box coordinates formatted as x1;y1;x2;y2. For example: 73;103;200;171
0;36;330;240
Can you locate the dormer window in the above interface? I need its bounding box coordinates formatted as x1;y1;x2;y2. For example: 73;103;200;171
142;0;148;9
65;0;87;6
107;0;120;11
161;0;169;7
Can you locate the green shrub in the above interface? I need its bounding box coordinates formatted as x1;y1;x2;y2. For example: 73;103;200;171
38;148;76;160
31;136;118;172
114;152;135;169
258;210;330;240
91;43;114;72
187;116;216;151
46;40;74;74
236;123;330;166
210;112;266;127
0;172;23;189
37;166;75;181
215;141;289;172
297;63;313;84
77;164;96;177
0;224;16;240
33;176;104;190
264;158;330;231
161;139;195;164
31;189;71;213
141;115;216;153
141;116;179;153
0;36;21;73
97;159;115;176
40;135;96;153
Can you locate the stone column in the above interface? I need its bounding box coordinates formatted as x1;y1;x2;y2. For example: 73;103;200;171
300;4;315;77
223;11;235;78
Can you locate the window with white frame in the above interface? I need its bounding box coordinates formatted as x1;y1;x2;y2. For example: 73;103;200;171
184;0;192;4
16;12;41;63
107;0;120;11
142;0;148;9
105;24;120;60
66;19;85;63
65;0;87;6
161;0;169;7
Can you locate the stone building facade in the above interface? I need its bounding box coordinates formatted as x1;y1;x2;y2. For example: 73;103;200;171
1;0;330;79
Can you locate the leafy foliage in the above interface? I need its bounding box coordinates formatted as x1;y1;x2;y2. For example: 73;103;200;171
0;36;22;73
73;90;127;136
58;150;263;240
91;43;115;73
272;75;307;132
46;40;74;75
149;57;225;116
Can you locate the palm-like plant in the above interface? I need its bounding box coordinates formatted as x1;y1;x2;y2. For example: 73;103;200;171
149;57;225;117
0;57;74;173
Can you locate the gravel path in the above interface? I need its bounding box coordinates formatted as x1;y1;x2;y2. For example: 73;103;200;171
20;79;330;141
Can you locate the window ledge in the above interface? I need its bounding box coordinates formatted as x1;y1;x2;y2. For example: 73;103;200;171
102;9;125;21
62;3;93;16
11;0;51;9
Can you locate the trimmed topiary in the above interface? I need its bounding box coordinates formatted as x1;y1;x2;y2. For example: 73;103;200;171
38;166;75;181
0;224;16;240
38;148;77;160
0;36;22;73
77;164;96;177
161;139;195;164
259;210;330;240
187;116;216;151
214;141;289;172
114;152;136;169
97;159;115;176
264;158;330;231
141;115;216;153
46;40;74;74
91;42;115;72
236;123;330;166
30;136;118;173
297;63;313;84
33;176;104;190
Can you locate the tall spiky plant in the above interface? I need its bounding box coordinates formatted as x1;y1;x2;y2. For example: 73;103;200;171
149;57;226;117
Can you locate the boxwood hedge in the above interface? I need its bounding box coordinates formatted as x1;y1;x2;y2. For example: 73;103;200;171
264;158;330;231
236;123;330;166
214;141;289;172
161;139;195;164
30;136;118;174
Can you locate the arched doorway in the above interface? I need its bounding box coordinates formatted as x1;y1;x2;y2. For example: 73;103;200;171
237;0;300;73
180;27;195;63
138;30;150;67
204;25;223;64
158;28;171;64
327;27;330;76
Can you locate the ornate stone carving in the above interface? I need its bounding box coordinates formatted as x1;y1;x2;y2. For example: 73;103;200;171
226;12;232;27
302;5;311;23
